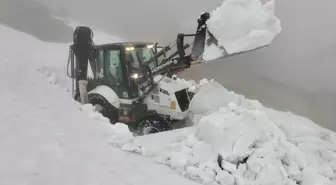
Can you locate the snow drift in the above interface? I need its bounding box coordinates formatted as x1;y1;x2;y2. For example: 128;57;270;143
120;80;336;185
203;0;282;60
0;25;200;185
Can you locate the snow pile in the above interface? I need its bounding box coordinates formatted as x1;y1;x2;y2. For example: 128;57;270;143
53;68;335;185
112;80;336;185
173;75;214;93
80;104;135;147
203;0;282;60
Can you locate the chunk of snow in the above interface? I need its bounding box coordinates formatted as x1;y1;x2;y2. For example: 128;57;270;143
88;86;120;108
108;123;134;147
203;43;225;61
300;167;334;185
220;160;237;173
188;81;232;120
204;0;282;60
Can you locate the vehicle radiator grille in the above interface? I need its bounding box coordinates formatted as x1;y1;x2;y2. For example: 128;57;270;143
175;89;190;112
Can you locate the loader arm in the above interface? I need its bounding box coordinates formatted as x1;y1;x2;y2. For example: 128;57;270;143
143;12;211;77
134;13;212;102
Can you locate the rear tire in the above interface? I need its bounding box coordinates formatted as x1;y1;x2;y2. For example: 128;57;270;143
88;94;119;124
136;115;173;136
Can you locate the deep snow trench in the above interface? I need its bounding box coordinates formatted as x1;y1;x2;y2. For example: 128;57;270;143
1;0;336;185
0;25;203;185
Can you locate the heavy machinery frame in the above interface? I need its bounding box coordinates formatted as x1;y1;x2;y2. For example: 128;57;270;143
67;12;212;135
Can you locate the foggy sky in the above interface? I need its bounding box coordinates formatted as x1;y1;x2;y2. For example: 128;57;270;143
34;0;336;93
0;0;73;42
35;0;223;43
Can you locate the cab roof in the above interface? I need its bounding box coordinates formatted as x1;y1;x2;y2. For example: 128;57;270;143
95;41;155;50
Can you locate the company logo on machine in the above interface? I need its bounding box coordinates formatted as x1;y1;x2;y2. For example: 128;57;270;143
160;88;169;96
152;60;174;74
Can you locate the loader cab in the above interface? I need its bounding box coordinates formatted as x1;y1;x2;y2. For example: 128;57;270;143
89;42;162;100
123;42;165;70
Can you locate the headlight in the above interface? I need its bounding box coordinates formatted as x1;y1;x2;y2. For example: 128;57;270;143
126;47;135;51
147;44;154;49
131;73;139;79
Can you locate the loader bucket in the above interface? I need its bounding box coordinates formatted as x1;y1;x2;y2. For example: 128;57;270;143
198;0;282;61
190;12;224;61
190;12;210;60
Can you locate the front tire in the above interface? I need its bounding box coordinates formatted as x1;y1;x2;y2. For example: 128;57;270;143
136;115;173;136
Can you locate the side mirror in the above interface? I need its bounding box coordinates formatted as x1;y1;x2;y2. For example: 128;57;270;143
154;42;158;54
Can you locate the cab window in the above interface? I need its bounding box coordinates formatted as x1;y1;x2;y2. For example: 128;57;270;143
124;46;157;70
95;50;104;78
104;49;124;85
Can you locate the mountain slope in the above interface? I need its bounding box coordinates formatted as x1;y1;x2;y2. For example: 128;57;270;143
0;0;73;43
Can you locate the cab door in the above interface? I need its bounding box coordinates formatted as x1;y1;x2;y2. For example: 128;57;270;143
103;49;128;98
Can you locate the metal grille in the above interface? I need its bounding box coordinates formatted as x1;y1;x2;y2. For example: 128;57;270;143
175;89;190;112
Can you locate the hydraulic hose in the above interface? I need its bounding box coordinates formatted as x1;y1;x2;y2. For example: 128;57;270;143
66;47;74;78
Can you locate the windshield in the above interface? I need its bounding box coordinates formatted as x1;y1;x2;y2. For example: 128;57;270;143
124;46;158;70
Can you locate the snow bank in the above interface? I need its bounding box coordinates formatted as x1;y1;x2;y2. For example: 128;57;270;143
0;24;202;185
0;23;135;150
203;0;282;60
108;78;336;185
52;67;334;185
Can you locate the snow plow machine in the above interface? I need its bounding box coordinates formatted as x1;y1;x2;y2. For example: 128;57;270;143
67;12;214;135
